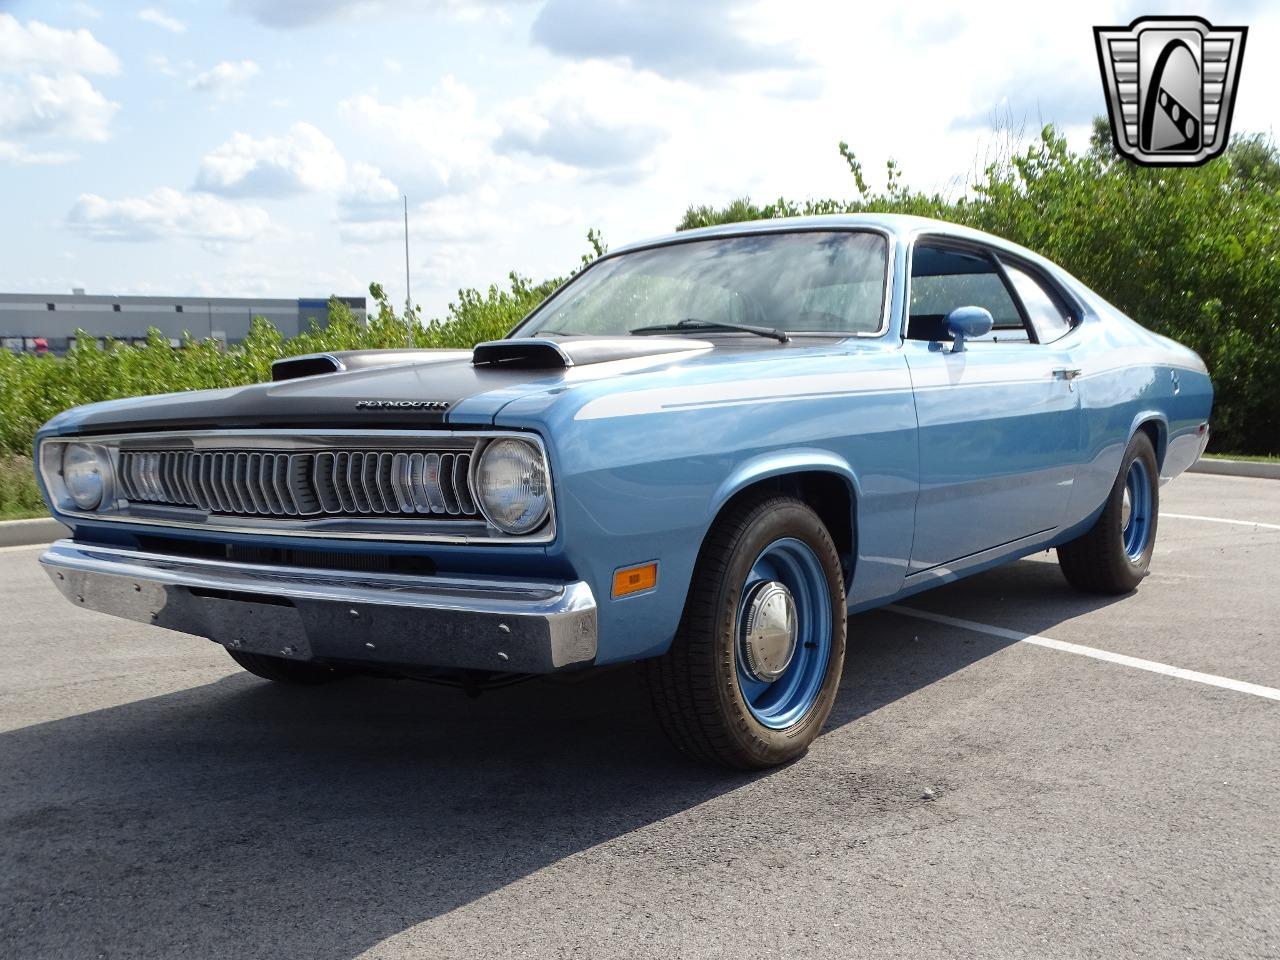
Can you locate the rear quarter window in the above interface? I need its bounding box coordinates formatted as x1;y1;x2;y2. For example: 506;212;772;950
1001;262;1074;343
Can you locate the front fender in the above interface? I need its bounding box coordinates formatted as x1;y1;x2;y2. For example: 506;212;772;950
709;448;862;522
499;345;918;664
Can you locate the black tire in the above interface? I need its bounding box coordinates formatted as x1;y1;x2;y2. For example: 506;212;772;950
644;494;847;769
1057;431;1159;595
225;648;347;685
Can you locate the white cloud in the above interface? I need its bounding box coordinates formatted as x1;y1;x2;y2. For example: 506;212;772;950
495;62;669;181
195;122;347;197
146;53;177;76
67;188;271;242
339;161;402;221
338;76;499;197
0;16;119;162
339;190;506;245
0;14;120;74
0;73;119;142
531;0;808;80
230;0;521;29
0;141;77;165
189;59;261;99
71;2;104;20
526;198;579;228
138;7;186;34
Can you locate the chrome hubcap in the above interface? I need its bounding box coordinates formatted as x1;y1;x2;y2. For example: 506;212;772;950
1121;487;1132;529
734;538;833;729
738;580;798;682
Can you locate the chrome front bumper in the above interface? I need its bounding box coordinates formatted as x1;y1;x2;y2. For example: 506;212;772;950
40;539;597;674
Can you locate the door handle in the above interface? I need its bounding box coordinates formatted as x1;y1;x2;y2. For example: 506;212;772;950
1052;368;1082;381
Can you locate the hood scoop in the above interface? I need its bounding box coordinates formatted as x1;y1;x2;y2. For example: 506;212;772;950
271;348;471;381
471;336;712;370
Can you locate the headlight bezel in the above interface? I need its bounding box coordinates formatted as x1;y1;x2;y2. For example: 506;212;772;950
45;441;114;512
472;436;553;536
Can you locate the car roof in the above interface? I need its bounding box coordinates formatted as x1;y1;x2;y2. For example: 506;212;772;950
609;213;1062;276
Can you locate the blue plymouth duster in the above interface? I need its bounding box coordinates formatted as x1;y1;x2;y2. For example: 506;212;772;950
35;214;1213;768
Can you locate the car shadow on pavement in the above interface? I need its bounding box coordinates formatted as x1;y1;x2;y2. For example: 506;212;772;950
0;558;1123;959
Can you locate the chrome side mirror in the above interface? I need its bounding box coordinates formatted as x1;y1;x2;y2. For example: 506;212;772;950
944;306;994;353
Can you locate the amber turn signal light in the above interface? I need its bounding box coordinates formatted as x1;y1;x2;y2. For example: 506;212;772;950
612;562;658;598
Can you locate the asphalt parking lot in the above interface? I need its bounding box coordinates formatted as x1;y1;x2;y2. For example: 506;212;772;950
1;472;1276;960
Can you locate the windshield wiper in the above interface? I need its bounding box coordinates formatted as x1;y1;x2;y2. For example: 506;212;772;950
629;318;790;343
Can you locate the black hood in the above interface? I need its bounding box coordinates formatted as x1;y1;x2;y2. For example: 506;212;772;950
49;338;715;437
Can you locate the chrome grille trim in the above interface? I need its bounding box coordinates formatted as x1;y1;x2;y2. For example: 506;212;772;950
454;453;476;515
39;429;556;545
115;446;480;521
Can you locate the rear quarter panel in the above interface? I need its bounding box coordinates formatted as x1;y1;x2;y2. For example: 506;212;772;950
1059;288;1213;536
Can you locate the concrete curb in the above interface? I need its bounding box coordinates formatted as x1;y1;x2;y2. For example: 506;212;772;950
1189;458;1280;480
0;517;69;548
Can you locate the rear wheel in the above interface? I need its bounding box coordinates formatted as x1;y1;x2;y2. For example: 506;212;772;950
1057;431;1159;594
645;494;847;769
226;648;347;685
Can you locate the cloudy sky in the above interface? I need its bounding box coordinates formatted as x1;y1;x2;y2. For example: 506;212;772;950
1;0;1274;316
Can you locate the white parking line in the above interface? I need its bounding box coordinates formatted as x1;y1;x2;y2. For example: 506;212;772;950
885;605;1280;702
1162;512;1280;531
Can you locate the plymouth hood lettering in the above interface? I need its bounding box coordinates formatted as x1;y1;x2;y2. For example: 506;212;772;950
354;399;451;410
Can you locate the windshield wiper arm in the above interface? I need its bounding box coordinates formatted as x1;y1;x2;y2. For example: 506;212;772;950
629;318;789;343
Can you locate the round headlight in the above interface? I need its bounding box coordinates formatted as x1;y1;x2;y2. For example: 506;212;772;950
62;443;108;510
475;438;550;535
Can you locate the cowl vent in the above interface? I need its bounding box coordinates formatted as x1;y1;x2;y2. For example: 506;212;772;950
271;349;471;381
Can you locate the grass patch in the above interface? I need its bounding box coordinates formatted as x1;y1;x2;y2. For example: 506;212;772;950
0;456;45;520
1204;452;1280;463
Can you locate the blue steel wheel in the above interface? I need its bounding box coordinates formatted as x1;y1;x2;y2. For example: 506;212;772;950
1121;458;1153;562
644;493;847;769
1057;431;1159;595
734;538;833;730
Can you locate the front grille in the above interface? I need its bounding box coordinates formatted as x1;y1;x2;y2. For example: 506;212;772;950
117;448;479;520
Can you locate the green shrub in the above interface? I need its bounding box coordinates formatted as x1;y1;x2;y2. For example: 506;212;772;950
0;270;572;460
0;456;42;520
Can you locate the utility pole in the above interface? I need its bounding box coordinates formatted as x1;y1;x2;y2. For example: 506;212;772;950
403;195;412;318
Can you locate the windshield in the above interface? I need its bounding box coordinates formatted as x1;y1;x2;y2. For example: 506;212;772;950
514;230;888;338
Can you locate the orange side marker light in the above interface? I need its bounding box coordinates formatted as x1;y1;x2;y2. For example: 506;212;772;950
612;562;658;598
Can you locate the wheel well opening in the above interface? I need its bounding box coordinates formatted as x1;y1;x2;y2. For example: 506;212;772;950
718;471;855;582
1137;419;1166;470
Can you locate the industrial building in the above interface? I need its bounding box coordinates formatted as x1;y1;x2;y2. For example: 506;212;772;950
0;291;367;354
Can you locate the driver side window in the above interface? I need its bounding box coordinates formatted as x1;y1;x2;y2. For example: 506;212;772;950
907;244;1030;343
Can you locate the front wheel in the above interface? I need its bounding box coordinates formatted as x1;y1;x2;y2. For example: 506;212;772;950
1057;431;1159;594
645;494;847;769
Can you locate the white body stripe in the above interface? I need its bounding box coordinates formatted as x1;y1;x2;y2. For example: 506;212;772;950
574;367;911;420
